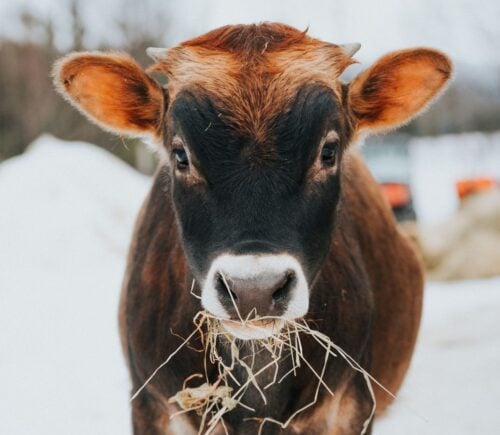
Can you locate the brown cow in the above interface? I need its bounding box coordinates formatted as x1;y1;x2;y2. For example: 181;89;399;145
53;23;452;434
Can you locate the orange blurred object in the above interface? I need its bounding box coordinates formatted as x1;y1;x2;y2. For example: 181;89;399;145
456;177;496;199
380;183;411;208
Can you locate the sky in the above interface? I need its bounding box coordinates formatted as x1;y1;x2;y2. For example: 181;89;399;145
1;0;500;68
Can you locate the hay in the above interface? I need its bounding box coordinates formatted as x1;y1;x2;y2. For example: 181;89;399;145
130;284;391;434
169;378;236;415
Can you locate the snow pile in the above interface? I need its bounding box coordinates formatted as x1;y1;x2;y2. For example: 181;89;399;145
0;135;150;435
1;136;499;434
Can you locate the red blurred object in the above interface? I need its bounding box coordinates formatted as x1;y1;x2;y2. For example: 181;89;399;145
456;177;496;199
380;182;411;208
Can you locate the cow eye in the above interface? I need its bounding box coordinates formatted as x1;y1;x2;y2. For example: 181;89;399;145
320;141;338;166
173;148;189;170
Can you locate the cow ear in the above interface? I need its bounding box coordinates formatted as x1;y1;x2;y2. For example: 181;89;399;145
348;48;452;134
53;52;165;138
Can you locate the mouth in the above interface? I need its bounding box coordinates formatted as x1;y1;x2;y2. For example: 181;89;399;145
220;318;285;340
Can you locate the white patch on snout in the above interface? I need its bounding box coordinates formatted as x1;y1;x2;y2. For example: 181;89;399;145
201;254;309;339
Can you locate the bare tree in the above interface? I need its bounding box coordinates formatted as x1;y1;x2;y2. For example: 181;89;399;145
70;0;85;50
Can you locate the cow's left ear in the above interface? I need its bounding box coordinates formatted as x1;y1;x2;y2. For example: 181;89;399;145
348;48;452;134
53;52;164;137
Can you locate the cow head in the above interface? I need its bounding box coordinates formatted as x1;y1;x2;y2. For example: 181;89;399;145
54;23;451;339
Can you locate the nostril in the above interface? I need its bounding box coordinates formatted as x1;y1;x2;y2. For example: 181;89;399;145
272;270;295;303
215;273;238;301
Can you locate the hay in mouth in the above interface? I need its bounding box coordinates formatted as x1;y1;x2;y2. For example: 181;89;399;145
130;307;392;435
129;280;395;434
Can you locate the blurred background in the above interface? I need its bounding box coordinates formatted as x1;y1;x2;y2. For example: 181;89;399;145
1;1;499;434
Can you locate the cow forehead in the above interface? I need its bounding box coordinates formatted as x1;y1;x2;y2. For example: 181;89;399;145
151;24;353;142
171;83;339;176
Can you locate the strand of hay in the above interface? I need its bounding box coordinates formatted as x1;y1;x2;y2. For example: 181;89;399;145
129;325;201;402
130;311;384;434
361;371;376;435
130;280;389;434
254;338;332;435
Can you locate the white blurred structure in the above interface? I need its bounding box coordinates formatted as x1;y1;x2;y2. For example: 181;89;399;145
410;131;500;224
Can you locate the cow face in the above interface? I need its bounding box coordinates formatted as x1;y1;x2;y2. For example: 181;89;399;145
165;82;349;335
54;23;452;339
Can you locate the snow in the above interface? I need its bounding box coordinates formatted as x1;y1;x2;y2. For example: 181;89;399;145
1;136;499;434
0;136;150;435
377;277;500;434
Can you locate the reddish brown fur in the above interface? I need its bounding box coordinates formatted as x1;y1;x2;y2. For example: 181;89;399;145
151;24;352;143
341;155;424;414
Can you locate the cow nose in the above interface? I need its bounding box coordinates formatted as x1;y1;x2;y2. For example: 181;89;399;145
201;254;310;324
214;269;296;319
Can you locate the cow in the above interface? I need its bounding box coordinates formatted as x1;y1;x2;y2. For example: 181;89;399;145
53;23;452;434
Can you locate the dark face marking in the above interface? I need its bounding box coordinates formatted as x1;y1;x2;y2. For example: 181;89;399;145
166;83;350;295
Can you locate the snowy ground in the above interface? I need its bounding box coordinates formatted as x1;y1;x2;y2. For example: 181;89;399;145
1;136;499;434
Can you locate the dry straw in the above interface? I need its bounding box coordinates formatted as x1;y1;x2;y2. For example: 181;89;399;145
131;280;393;434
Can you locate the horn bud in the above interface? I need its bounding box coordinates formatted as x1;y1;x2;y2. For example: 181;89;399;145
339;43;361;57
146;47;168;62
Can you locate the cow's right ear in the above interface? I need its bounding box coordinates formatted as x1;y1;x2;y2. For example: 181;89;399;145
53;52;165;138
